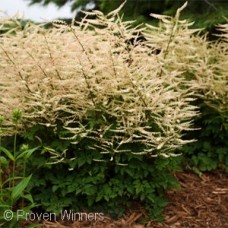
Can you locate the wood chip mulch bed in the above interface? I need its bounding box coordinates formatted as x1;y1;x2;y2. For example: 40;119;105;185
42;171;228;228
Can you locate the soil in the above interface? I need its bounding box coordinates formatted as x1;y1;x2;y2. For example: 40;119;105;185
41;171;228;228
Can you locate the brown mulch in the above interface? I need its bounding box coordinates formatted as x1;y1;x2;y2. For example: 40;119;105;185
153;172;228;228
42;171;228;228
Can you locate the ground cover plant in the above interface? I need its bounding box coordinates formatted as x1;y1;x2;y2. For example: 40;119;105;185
0;2;227;226
0;110;38;227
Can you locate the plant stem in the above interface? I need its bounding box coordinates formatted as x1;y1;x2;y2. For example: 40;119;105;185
21;160;27;208
12;124;17;189
0;135;2;201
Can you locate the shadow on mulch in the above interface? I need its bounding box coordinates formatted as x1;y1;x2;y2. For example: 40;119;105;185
41;171;228;228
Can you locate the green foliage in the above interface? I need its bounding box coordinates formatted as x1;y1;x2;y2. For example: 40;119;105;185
0;112;37;227
98;0;228;29
26;129;181;219
26;0;228;33
180;103;228;173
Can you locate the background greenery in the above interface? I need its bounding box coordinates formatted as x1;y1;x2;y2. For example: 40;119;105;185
27;0;228;34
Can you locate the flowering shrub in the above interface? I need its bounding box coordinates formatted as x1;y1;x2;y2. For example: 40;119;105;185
0;2;227;221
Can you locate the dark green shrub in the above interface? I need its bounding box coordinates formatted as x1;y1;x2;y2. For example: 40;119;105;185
181;102;228;173
25;125;181;221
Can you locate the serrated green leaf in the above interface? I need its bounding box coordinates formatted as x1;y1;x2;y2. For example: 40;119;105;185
77;157;86;168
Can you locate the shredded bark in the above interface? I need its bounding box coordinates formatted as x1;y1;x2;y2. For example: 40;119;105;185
152;171;228;228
